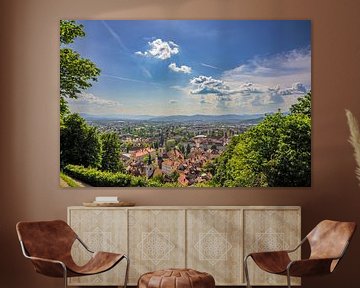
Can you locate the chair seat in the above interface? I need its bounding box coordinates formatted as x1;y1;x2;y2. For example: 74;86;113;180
250;251;291;275
66;251;124;277
138;268;215;288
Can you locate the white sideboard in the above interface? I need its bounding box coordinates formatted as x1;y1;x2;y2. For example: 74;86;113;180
67;206;301;286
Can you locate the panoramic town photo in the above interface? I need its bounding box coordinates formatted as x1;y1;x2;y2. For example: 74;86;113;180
60;20;311;188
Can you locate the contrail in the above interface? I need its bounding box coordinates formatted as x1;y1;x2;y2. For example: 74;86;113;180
201;63;221;70
101;20;129;52
102;73;148;83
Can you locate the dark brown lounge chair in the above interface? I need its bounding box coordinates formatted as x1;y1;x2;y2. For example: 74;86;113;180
16;219;129;288
244;219;356;288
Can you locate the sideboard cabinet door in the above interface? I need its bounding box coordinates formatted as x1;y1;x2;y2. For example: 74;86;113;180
243;208;301;286
187;209;243;285
68;208;128;286
128;209;186;284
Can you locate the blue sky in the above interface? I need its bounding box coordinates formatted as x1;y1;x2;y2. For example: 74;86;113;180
67;20;311;116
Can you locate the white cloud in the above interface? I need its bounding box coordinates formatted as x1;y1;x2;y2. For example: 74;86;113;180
68;93;122;115
187;73;309;110
223;47;311;88
190;75;235;97
168;63;192;74
218;48;311;108
135;39;179;60
278;82;307;95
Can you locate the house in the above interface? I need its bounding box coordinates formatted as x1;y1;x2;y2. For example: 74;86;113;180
131;148;156;161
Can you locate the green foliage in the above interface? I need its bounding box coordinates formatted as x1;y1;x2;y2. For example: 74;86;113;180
169;171;180;183
60;97;70;118
165;139;176;151
212;94;311;187
60;20;100;119
211;135;240;186
101;132;124;172
59;21;105;170
186;143;191;156
60;48;100;99
63;163;181;188
290;92;311;116
60;20;85;45
60;114;102;168
64;164;148;187
269;114;311;186
60;172;81;187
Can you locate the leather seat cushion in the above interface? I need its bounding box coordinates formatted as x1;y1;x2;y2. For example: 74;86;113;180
138;268;215;288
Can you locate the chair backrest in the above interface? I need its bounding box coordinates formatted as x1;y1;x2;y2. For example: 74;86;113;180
16;220;77;261
307;220;356;261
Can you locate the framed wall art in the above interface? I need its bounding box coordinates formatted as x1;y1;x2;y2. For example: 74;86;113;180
60;20;311;188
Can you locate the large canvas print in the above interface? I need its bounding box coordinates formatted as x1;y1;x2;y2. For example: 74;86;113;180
60;20;311;188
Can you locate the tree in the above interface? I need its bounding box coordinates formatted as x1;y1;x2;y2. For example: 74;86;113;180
101;132;124;173
60;20;100;117
165;139;176;151
186;143;191;156
211;135;239;186
124;141;133;153
168;171;180;183
212;93;311;187
269;113;311;186
290;92;311;116
60;20;85;44
61;114;102;168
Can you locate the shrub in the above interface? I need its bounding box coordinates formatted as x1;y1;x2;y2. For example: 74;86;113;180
64;164;149;187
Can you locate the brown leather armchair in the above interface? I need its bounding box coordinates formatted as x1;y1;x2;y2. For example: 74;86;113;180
16;220;129;288
244;220;356;288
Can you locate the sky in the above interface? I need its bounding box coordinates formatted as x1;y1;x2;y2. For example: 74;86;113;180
66;20;311;117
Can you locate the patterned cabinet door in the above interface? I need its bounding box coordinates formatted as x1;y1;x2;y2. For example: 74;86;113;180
128;209;186;284
68;208;128;286
243;208;301;286
187;209;243;285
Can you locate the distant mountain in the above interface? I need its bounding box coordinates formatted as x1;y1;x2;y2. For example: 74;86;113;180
79;113;153;121
148;114;265;123
80;113;266;123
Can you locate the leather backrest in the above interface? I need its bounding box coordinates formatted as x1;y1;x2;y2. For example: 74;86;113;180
16;220;77;261
307;220;356;260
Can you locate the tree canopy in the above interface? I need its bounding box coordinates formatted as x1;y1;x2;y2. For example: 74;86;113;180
60;20;100;116
60;20;85;44
289;92;311;116
211;93;311;187
60;113;102;168
101;132;124;173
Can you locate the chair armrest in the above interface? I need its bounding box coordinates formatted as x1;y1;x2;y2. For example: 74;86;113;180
287;258;336;277
26;255;67;278
285;237;307;253
245;236;305;259
76;236;94;253
247;250;290;259
19;240;67;277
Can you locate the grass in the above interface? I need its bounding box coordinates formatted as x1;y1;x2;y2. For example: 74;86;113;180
60;172;82;188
